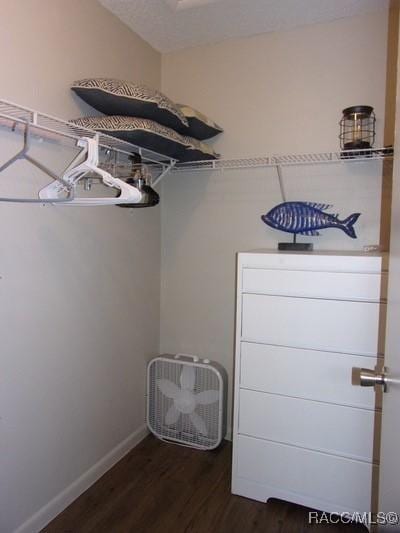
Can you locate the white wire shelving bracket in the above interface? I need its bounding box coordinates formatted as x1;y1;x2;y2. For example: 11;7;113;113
173;148;393;173
0;99;177;185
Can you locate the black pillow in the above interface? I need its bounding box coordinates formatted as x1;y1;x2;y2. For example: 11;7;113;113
71;78;189;132
176;104;223;140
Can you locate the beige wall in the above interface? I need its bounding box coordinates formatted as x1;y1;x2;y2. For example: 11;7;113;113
0;0;160;118
160;11;389;433
0;2;161;532
162;10;388;157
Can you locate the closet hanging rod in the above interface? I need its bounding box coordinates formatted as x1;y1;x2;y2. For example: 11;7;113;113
0;99;176;171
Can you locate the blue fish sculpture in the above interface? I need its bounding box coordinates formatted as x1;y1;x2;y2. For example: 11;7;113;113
261;202;360;238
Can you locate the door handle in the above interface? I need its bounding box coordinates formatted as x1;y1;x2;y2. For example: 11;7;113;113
352;366;389;392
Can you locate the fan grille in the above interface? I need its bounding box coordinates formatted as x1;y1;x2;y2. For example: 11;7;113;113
147;357;222;449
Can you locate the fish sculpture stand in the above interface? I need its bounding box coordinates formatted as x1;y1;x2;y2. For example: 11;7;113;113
261;201;361;251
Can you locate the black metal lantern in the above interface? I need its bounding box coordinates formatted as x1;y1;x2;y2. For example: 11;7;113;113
339;105;376;154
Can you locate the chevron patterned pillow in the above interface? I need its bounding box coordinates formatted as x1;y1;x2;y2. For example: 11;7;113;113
70;115;191;159
71;78;189;132
71;116;220;162
177;104;223;140
180;136;220;162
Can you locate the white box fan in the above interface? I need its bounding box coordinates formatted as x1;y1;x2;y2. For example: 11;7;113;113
147;354;227;450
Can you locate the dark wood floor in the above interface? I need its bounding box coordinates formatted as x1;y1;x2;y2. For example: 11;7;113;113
43;435;367;533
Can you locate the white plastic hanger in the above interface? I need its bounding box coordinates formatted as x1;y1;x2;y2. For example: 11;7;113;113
0;122;74;203
39;136;142;206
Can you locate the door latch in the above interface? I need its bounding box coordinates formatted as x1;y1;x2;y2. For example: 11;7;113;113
352;366;389;393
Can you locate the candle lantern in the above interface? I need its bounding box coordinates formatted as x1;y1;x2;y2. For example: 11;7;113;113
339;105;375;154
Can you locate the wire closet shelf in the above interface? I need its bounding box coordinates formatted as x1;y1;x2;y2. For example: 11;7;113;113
173;148;393;172
0;99;177;178
0;99;393;185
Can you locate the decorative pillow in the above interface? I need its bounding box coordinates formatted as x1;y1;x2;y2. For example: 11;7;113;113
177;104;223;140
70;116;191;159
71;78;189;132
180;136;220;162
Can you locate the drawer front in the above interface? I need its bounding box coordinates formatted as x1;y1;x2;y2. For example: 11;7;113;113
238;389;376;461
242;268;383;301
240;342;378;409
239;252;385;274
235;435;373;513
241;293;381;355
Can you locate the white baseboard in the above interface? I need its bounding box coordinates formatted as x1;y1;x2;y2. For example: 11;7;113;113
14;424;149;533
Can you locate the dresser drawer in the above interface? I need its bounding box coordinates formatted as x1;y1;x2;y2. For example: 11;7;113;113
238;389;376;461
241;293;381;355
242;268;383;301
240;342;378;409
239;252;385;273
235;435;374;512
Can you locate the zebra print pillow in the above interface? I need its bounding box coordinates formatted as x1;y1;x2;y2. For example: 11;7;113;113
70;116;191;159
180;136;220;162
177;104;223;140
71;79;189;132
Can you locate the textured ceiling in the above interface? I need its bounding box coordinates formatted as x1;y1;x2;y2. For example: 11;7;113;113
99;0;389;52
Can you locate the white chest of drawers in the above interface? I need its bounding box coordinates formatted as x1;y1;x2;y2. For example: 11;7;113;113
231;251;385;515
